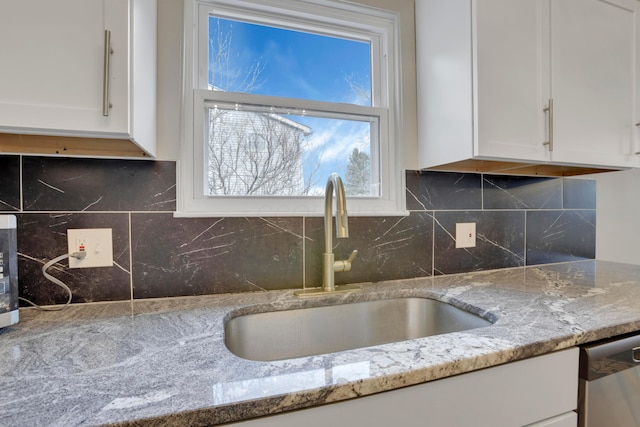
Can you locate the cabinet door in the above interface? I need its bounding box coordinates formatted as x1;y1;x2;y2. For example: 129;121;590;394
475;0;548;162
0;0;129;137
550;0;636;167
635;2;640;160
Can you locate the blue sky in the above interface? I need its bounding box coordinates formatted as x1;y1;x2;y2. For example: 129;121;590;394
208;17;374;194
209;17;371;104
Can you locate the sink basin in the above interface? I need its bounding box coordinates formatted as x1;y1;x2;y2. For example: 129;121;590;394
224;297;492;361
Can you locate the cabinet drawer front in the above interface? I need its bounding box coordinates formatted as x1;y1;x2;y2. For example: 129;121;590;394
230;348;579;427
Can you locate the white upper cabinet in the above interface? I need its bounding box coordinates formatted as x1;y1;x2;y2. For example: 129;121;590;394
550;0;636;166
0;0;157;157
475;0;546;162
416;0;638;170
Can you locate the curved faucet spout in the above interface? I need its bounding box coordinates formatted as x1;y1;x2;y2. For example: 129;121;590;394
325;173;348;242
296;173;360;296
323;173;356;292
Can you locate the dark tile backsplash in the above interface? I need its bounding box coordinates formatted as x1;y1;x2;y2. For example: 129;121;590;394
0;155;21;211
563;178;597;209
405;171;482;210
483;175;562;209
526;210;596;265
17;212;131;304
8;157;596;306
304;212;434;287
22;156;176;212
433;210;525;275
131;214;304;298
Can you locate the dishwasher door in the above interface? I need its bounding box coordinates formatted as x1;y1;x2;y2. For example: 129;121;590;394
579;333;640;427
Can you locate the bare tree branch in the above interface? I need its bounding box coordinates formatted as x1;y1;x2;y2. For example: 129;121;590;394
207;110;310;196
209;18;265;92
206;22;317;196
345;73;371;105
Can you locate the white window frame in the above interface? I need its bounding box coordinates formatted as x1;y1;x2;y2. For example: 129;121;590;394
178;0;406;217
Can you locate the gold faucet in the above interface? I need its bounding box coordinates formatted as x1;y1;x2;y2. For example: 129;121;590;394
295;173;360;296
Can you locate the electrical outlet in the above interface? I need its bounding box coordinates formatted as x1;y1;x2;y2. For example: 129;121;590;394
67;228;113;268
455;223;476;249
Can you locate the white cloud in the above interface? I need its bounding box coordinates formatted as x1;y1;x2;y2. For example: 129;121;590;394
299;116;372;185
317;126;370;163
302;118;369;153
304;125;338;151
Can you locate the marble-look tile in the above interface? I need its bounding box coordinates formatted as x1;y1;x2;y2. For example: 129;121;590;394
16;213;131;305
433;211;525;275
483;175;562;209
22;156;176;211
563;178;596;209
526;210;596;265
304;212;433;287
0;155;20;211
11;155;602;306
405;170;482;210
131;214;304;298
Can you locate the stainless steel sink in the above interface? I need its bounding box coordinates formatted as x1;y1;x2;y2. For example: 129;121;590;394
224;297;493;361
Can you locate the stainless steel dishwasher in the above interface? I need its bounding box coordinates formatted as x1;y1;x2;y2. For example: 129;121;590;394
579;332;640;426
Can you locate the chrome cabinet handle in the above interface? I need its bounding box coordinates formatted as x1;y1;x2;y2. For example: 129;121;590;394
103;30;113;116
635;123;640;155
543;98;554;152
632;346;640;363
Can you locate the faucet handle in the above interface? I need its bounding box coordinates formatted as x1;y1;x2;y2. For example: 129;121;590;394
334;250;358;273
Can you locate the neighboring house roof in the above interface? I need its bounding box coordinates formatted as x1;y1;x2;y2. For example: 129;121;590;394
266;113;312;136
208;84;312;136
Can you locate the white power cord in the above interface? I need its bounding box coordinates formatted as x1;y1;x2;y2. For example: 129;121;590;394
19;251;87;311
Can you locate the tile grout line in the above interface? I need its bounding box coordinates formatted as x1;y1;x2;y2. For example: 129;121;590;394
431;210;435;277
481;173;484;210
19;211;134;215
128;212;134;302
524;210;528;266
302;217;306;289
19;155;23;212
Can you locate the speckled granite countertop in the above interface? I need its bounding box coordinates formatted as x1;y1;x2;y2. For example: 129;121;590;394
3;260;640;426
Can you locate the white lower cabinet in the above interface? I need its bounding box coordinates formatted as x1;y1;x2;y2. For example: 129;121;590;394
228;348;578;427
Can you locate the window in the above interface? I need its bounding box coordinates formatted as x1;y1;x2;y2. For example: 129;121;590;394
179;0;404;216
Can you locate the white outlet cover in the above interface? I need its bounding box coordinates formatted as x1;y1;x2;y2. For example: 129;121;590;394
67;228;114;268
455;223;476;249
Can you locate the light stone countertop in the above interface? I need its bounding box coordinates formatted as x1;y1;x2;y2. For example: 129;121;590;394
3;260;640;426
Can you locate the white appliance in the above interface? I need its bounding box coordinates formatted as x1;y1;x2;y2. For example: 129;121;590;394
0;215;18;328
579;332;640;426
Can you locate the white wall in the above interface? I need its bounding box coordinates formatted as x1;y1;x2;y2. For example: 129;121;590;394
155;0;184;160
595;169;640;265
153;0;418;169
